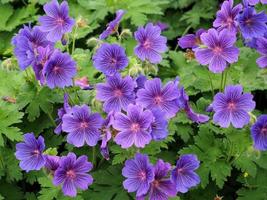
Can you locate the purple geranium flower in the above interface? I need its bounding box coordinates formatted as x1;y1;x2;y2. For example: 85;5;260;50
247;0;267;5
93;43;129;76
12;26;52;70
114;104;153;148
251;115;267;150
96;75;135;113
99;9;125;40
44;155;60;175
237;7;267;39
15;133;45;172
155;22;169;31
136;78;179;119
43;50;76;89
54;93;71;134
150;109;169;141
147;159;177;200
178;87;210;123
100;112;114;160
62;105;103;147
195;28;239;73
212;85;255;128
122;153;154;197
33;46;54;85
256;37;267;68
53;153;93;197
75;77;93;90
213;0;242;33
39;0;75;42
171;154;200;193
178;29;206;49
134;23;167;64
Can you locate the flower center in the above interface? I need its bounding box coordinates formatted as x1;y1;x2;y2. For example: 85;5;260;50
110;58;117;66
80;121;88;128
56;18;65;26
138;171;147;181
213;46;223;55
177;168;184;174
152;180;160;188
53;66;61;73
66;169;76;179
143;39;151;49
131;123;140;133
32;149;40;156
227;101;236;111
154;96;163;105
226;17;233;25
245;19;253;26
114;89;123;97
261;127;267;135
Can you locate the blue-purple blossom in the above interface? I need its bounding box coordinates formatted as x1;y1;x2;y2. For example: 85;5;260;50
62;105;103;147
247;0;267;5
237;7;267;39
75;77;93;90
44;155;60;174
96;75;135;113
251;115;267;150
122;153;154;197
55;94;71;134
43;50;77;89
39;0;75;42
155;22;169;31
256;37;267;68
12;26;52;70
93;43;129;76
178;29;206;49
195;28;239;73
171;154;200;193
134;23;167;64
150;109;169;141
15;133;45;172
114;104;153;148
99;10;125;40
136;78;179;119
53;153;93;197
134;74;147;93
148;159;177;200
178;87;210;123
33;46;54;85
212;85;255;128
100;112;114;160
213;0;242;33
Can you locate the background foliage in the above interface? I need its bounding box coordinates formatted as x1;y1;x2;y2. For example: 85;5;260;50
0;0;267;200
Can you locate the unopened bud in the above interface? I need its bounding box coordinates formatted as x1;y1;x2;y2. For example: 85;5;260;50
76;16;87;28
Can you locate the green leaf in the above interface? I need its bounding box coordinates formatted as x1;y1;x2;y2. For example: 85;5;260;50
210;160;232;188
0;3;13;31
0;103;23;146
0;148;23;182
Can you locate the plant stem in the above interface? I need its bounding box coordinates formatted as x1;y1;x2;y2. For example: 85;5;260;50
92;146;96;168
220;71;225;92
47;112;57;127
207;71;215;97
63;88;75;105
223;68;228;89
72;25;78;54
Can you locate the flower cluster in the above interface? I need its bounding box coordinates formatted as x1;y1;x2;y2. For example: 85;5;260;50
178;0;267;71
12;0;267;198
122;153;200;199
12;0;77;88
15;133;93;197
